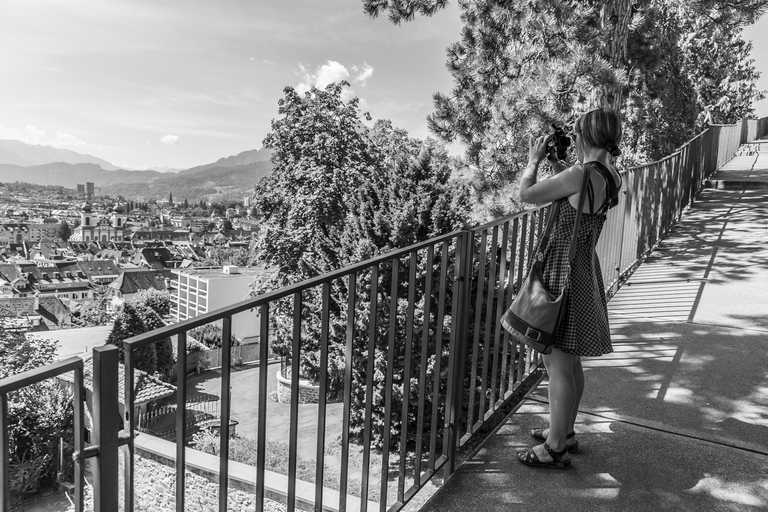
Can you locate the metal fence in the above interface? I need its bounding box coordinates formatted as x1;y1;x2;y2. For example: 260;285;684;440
1;117;765;512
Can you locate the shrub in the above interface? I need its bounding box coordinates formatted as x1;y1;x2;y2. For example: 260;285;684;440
0;331;74;499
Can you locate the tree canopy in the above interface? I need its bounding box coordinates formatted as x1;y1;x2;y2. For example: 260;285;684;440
250;82;471;446
362;0;767;218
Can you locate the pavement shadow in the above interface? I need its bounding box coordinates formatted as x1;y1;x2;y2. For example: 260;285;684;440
580;320;768;453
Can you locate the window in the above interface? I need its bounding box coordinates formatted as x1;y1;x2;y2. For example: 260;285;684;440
85;217;90;226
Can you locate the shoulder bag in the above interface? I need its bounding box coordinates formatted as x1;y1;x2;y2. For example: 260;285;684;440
500;164;591;354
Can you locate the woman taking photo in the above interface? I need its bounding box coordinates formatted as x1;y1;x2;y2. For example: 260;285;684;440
515;108;623;469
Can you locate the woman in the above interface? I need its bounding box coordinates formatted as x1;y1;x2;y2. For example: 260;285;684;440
516;108;623;469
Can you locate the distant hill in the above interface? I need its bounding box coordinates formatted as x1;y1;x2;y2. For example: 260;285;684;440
0;139;120;170
0;162;163;187
0;145;274;202
100;161;273;202
181;147;272;176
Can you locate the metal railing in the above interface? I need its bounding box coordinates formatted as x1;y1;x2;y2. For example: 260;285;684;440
1;117;765;512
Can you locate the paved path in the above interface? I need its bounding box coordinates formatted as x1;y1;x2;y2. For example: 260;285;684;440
422;141;768;511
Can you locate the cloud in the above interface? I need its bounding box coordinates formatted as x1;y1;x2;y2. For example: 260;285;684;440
296;60;373;100
262;59;276;66
25;124;46;141
4;125;87;148
352;62;374;86
52;132;86;147
160;134;183;145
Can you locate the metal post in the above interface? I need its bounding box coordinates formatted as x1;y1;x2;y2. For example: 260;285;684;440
92;345;120;512
1;394;9;512
176;332;188;512
443;231;470;476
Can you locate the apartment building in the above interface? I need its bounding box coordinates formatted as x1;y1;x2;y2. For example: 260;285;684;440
172;265;267;341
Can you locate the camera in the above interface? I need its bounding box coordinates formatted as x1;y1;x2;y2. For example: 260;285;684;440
546;124;570;163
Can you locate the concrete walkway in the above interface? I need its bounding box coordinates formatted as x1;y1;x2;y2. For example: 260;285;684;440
422;141;768;511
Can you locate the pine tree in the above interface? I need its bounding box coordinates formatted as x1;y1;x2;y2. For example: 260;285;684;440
361;0;768;217
168;191;174;206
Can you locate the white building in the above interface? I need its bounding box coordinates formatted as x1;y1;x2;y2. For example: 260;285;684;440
172;265;267;342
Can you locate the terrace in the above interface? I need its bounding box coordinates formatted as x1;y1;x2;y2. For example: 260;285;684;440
2;118;767;512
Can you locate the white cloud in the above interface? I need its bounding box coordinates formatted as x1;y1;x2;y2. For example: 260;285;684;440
25;124;47;143
296;60;373;100
262;59;276;66
51;132;86;147
160;134;182;145
352;62;374;86
0;125;86;148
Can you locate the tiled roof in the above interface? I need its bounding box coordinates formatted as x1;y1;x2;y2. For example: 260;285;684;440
108;269;169;295
0;297;71;329
58;357;176;406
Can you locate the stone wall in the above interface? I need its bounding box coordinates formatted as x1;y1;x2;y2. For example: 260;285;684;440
275;369;320;404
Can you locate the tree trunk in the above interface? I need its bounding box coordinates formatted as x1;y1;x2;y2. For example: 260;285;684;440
593;0;633;111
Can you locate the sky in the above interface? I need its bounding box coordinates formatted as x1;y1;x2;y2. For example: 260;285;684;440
0;1;766;171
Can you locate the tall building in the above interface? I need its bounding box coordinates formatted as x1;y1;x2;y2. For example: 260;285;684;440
77;184;85;196
243;196;251;207
85;182;95;198
172;265;268;342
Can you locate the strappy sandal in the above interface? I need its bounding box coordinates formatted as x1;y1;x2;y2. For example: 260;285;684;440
530;429;579;453
517;442;571;469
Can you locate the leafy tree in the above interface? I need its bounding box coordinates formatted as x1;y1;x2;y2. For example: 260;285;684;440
57;221;72;242
71;300;112;327
106;302;157;374
251;83;471;447
253;82;377;280
130;289;172;317
222;219;233;231
127;290;174;378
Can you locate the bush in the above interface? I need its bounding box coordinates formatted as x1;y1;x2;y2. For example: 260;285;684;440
188;324;240;349
0;332;74;499
9;451;51;495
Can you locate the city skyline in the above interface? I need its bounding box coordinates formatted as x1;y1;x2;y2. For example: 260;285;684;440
1;1;766;172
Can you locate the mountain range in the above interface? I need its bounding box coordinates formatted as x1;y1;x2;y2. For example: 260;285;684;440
0;140;273;202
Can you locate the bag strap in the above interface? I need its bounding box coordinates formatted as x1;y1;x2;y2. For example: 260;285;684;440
568;163;591;263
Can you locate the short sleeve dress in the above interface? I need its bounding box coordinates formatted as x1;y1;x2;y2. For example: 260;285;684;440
539;161;621;357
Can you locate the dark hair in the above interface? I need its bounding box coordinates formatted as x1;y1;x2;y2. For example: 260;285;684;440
575;108;622;157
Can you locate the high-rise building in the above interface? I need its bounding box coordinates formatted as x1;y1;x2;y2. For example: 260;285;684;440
85;182;95;198
77;184;85;196
243;196;251;207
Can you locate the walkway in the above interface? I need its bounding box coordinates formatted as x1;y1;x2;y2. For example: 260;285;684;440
422;141;768;511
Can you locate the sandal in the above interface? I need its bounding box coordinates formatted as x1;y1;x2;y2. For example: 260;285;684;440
518;442;571;469
530;429;579;453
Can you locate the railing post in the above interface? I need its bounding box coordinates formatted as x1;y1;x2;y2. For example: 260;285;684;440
92;345;120;512
443;230;472;477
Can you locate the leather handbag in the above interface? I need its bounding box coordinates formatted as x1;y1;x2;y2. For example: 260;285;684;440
500;165;591;354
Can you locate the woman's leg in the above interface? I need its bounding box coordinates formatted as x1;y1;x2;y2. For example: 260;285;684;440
535;354;583;450
533;348;576;460
570;356;584;433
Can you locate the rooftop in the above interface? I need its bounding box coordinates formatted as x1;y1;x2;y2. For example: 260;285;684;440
174;265;269;279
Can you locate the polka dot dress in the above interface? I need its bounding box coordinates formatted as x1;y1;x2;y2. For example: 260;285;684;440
539;165;619;357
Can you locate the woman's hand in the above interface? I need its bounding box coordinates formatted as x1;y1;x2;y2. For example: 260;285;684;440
528;135;549;165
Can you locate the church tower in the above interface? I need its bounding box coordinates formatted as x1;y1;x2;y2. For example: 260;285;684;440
80;202;94;242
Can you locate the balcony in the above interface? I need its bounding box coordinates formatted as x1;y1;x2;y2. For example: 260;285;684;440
1;119;767;512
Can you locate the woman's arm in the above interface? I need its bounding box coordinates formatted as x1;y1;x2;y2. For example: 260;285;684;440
519;135;583;205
